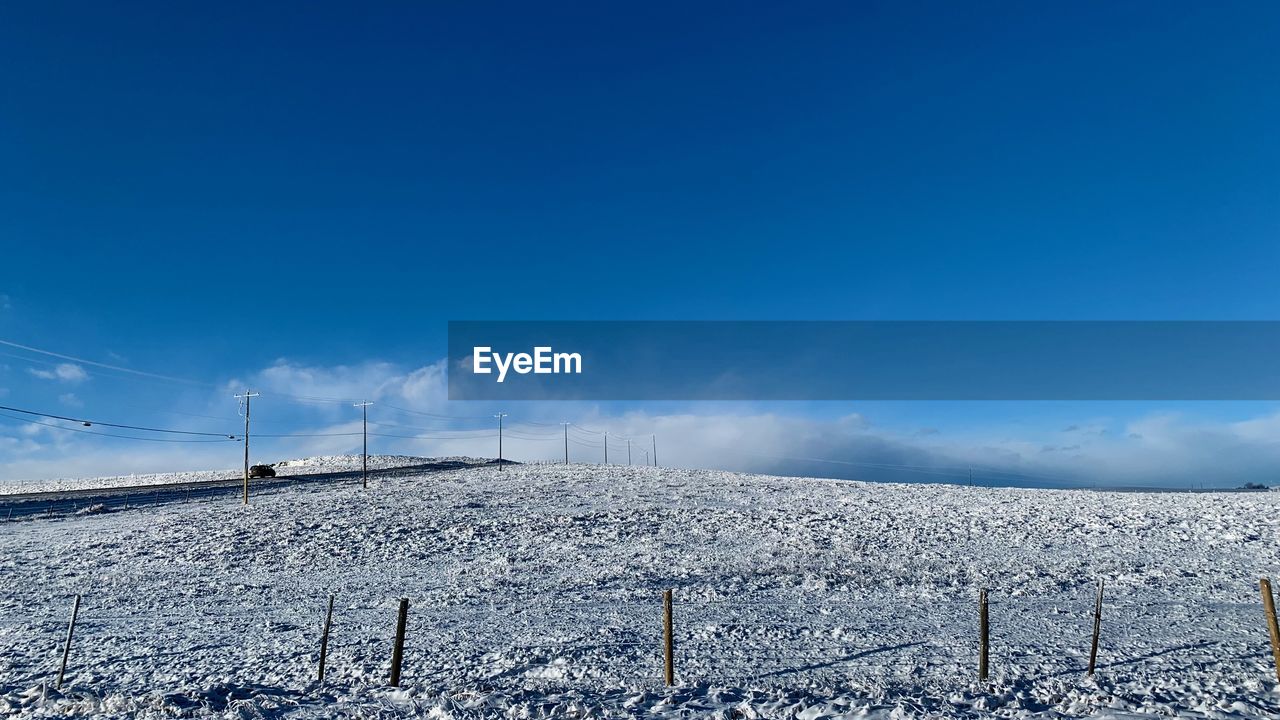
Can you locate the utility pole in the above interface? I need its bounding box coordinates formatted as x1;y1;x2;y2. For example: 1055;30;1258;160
627;438;632;466
495;412;508;470
603;431;608;465
652;434;658;467
235;390;260;504
561;422;570;465
354;401;373;488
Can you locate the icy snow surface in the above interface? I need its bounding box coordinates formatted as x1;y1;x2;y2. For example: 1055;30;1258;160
1;463;1278;718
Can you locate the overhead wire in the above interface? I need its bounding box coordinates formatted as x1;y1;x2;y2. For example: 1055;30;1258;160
379;404;493;421
0;341;668;460
0;404;237;437
0;339;216;387
0;412;238;443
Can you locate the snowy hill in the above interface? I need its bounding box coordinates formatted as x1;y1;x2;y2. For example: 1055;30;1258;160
0;454;479;495
1;463;1278;717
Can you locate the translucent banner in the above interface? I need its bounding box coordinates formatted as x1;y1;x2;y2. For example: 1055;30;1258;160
447;321;1280;400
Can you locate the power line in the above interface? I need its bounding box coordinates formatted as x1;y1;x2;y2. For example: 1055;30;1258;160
503;431;561;442
568;422;607;435
0;411;238;443
254;432;364;438
0;339;215;387
366;420;497;437
0;404;237;437
379;404;494;421
0;342;670;463
369;431;497;440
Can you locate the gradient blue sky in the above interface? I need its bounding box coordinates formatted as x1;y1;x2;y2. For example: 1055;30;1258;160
1;2;1278;486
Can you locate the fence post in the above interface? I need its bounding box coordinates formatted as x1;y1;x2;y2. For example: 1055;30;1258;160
318;594;335;682
56;594;81;689
978;588;989;681
389;598;409;687
1087;579;1104;675
1262;578;1280;683
663;589;674;686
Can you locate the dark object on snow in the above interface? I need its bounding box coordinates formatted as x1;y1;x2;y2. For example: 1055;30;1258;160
249;464;276;478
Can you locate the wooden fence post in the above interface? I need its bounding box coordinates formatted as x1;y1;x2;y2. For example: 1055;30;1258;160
1262;578;1280;683
1087;579;1104;675
389;598;409;687
978;588;989;681
318;594;335;682
56;594;81;689
663;589;674;686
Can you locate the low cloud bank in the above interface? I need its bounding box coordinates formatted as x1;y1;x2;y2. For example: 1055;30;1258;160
2;358;1278;488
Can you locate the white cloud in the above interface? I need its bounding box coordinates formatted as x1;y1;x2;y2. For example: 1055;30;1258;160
58;393;83;408
572;408;1280;489
27;363;88;383
5;355;1280;489
224;358;452;415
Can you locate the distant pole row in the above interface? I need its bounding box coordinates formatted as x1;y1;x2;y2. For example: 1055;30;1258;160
232;396;659;504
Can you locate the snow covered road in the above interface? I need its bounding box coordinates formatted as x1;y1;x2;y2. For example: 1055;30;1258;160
1;462;1278;717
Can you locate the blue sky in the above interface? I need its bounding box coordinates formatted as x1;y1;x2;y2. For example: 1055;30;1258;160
1;2;1278;486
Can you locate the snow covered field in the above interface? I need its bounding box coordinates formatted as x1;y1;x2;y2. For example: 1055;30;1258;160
0;455;471;495
1;462;1279;718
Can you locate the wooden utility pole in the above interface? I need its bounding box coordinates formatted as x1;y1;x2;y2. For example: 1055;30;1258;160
627;438;631;466
354;401;373;488
1088;579;1104;675
603;432;608;465
1262;578;1280;682
494;412;508;470
652;435;658;467
235;390;260;504
561;422;570;464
